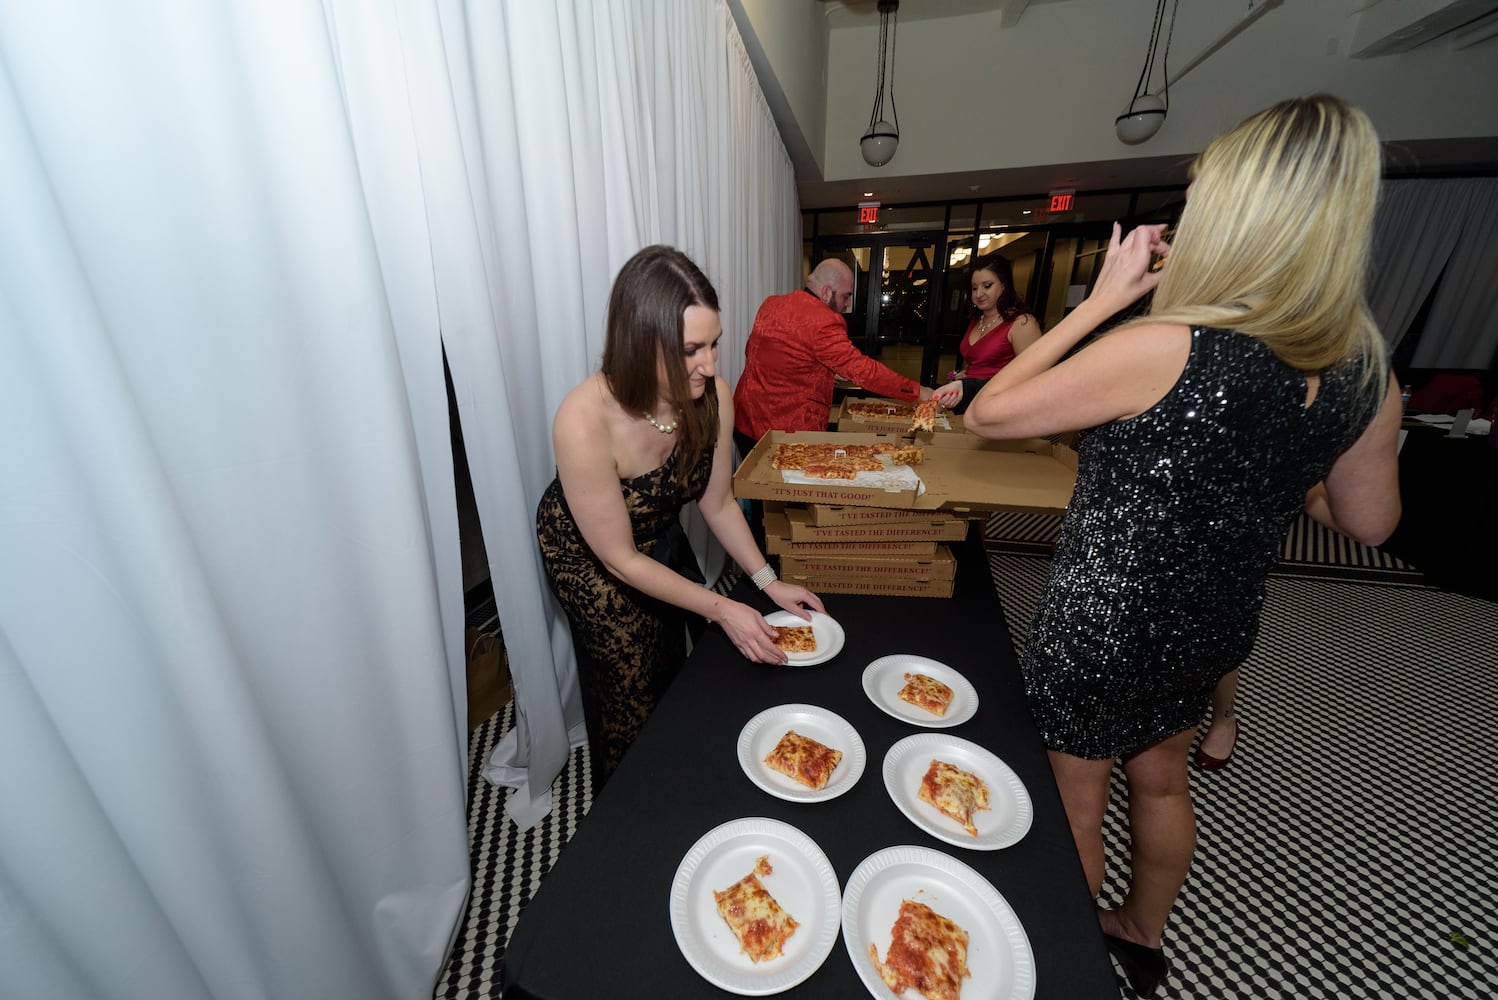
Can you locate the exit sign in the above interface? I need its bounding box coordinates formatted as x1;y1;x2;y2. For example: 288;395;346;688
858;201;880;224
1048;188;1076;213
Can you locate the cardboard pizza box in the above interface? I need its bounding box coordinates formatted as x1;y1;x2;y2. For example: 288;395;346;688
733;430;1077;514
782;505;968;543
782;573;956;599
763;511;939;557
807;504;973;527
780;544;958;583
834;395;966;435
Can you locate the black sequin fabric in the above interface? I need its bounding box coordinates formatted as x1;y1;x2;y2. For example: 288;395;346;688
536;445;714;788
1021;327;1384;758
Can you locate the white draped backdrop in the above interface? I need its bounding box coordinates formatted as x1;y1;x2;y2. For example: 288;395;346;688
0;1;796;998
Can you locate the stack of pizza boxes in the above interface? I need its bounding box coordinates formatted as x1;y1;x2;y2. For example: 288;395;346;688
761;501;969;598
733;399;1077;599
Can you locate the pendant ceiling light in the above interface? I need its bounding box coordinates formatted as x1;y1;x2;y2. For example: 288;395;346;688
1116;0;1177;145
860;0;900;167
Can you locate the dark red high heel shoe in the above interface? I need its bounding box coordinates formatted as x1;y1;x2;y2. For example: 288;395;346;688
1103;932;1169;998
1194;714;1239;771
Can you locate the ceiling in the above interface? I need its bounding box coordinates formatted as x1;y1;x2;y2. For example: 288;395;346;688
795;0;1498;209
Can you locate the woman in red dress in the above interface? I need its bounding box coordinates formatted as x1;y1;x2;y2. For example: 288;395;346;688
935;254;1041;413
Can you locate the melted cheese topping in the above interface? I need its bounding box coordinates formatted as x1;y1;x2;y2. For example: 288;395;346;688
869;899;971;1000
847;401;916;420
898;673;954;716
910;399;940;432
771;626;817;653
764;730;843;789
712;855;798;963
917;759;991;836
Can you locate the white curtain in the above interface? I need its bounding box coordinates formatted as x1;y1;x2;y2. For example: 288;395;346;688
1;0;797;994
451;0;799;827
0;1;492;997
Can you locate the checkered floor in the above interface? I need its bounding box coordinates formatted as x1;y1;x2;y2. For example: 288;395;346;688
436;516;1498;999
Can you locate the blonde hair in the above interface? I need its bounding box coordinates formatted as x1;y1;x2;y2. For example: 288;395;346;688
1138;95;1388;385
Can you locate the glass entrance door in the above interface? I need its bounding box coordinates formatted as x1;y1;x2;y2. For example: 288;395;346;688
932;223;1129;386
814;234;943;387
936;231;1048;383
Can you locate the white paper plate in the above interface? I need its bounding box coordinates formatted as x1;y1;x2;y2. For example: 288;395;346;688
764;610;846;666
861;654;979;727
738;704;867;803
669;818;842;995
841;845;1037;1000
882;733;1033;850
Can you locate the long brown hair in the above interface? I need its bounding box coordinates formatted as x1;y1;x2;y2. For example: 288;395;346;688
600;245;721;484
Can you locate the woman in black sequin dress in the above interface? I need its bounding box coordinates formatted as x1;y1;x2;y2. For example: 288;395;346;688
964;97;1403;996
537;246;822;789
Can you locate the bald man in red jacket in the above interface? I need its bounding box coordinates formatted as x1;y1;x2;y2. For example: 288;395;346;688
732;258;930;459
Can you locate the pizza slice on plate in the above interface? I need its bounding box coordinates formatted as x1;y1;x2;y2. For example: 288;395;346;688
771;625;817;653
764;730;843;789
897;672;954;716
712;855;799;962
917;759;991;836
868;898;972;1000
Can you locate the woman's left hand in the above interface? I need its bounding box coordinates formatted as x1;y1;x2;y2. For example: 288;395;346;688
765;579;825;618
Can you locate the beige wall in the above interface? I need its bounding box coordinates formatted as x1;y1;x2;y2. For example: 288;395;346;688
728;0;831;177
743;0;1498;186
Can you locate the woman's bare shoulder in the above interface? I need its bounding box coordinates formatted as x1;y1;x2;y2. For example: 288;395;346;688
1094;321;1192;353
554;373;616;442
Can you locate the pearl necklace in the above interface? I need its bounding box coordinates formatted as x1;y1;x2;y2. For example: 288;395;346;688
643;410;681;434
975;313;998;335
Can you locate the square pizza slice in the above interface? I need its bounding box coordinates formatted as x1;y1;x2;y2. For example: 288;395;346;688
897;672;954;716
917;759;991;836
873;444;924;466
771;625;817;654
868;898;972;1000
763;729;843;789
712;855;799;963
909;398;941;433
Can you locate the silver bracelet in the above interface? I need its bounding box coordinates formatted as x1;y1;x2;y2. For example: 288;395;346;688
750;564;777;591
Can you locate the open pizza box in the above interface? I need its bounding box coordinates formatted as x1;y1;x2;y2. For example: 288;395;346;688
833;395;967;435
734;430;1078;515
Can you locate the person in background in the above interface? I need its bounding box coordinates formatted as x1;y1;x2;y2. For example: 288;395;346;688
537;245;823;790
933;253;1042;414
1193;669;1240;770
963;96;1402;996
731;257;934;461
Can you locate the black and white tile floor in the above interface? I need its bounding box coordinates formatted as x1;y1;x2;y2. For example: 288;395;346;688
437;515;1498;999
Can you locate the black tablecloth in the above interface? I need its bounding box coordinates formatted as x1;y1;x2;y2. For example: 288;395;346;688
502;526;1117;998
1383;425;1498;601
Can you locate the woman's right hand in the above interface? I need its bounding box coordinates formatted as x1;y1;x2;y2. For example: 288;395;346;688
1088;222;1169;314
715;598;788;664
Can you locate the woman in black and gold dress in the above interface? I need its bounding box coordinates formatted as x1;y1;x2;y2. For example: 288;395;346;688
537;245;822;789
965;97;1403;996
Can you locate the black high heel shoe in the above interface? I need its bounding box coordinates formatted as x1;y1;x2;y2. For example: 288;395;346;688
1103;933;1169;998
